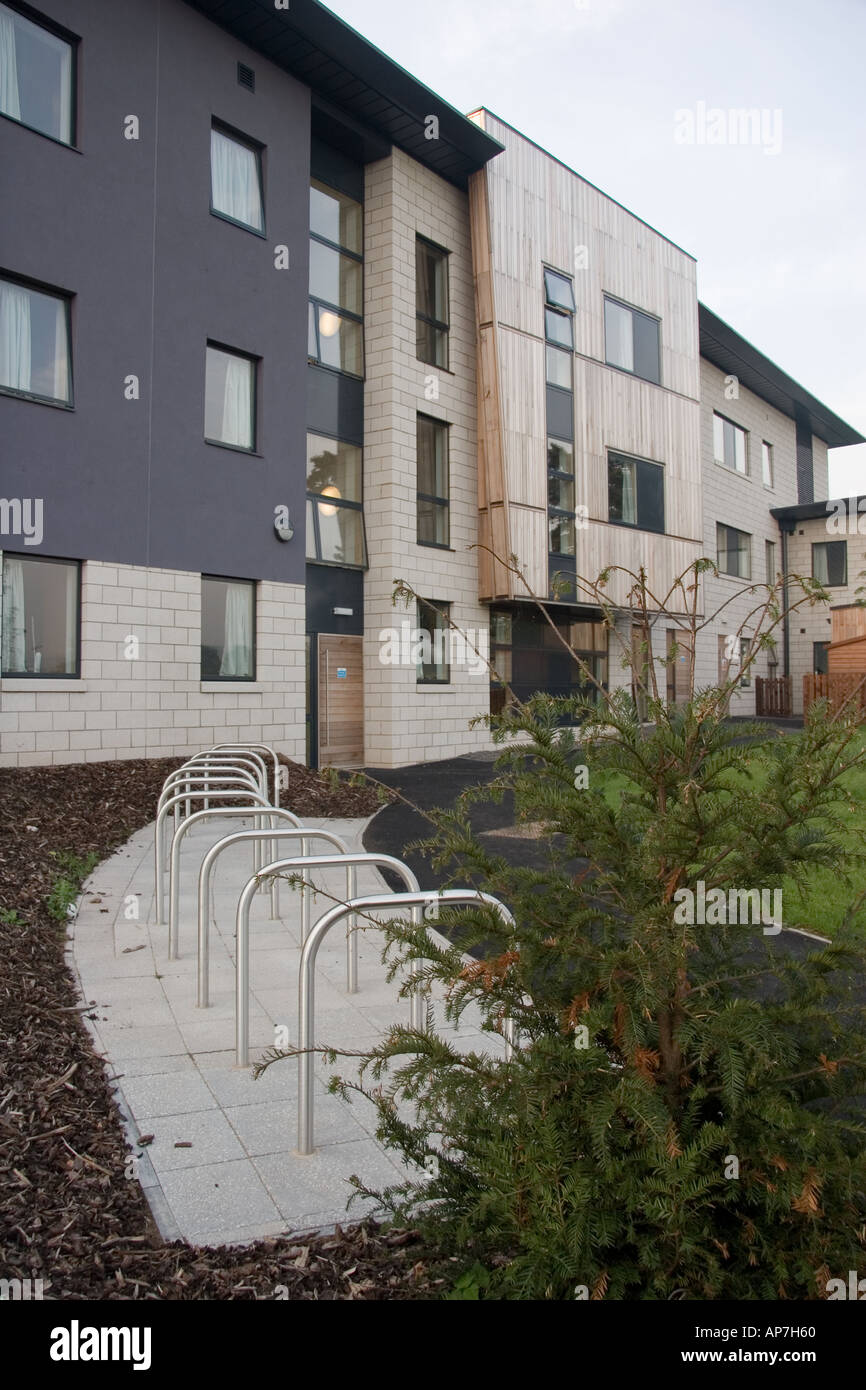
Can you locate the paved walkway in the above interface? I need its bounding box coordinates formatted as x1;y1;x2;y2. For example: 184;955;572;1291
67;812;500;1248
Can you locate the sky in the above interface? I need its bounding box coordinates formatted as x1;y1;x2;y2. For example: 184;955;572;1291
325;0;866;496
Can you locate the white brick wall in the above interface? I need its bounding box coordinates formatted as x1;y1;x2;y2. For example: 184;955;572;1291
0;561;305;767
695;360;801;714
362;150;497;767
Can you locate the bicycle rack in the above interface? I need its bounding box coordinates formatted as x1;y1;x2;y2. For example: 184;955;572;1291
211;743;282;810
154;790;269;930
169;753;268;812
295;889;517;1154
195;821;350;1008
234;851;421;1066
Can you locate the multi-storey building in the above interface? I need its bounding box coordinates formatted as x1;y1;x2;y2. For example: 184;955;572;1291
1;0;862;770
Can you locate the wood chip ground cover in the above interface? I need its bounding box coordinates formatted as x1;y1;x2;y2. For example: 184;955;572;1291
0;758;445;1301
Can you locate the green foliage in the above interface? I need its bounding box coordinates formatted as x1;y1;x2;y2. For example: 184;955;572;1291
327;565;866;1300
45;850;100;923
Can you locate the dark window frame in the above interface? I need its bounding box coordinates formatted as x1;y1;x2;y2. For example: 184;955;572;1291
204;340;259;454
0;268;73;408
308;179;364;380
415;235;450;371
200;573;257;682
603;293;661;386
0;552;81;679
209;119;266;237
547;436;575;557
305;429;368;571
416;413;451;550
716;522;752;580
812;539;848;588
416;597;451;685
0;1;78;149
607;448;665;535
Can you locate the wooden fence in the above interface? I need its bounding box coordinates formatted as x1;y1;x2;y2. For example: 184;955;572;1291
755;675;792;718
803;672;866;716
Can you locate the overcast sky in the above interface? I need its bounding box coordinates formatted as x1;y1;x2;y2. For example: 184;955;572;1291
327;0;865;496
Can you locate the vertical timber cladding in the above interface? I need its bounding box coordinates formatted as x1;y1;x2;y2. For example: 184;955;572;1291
468;168;512;601
317;634;364;767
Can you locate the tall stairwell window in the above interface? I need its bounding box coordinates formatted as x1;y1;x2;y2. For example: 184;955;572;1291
309;179;364;377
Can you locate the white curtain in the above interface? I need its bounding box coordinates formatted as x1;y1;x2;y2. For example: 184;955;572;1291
221;355;251;448
220;584;252;677
211;128;262;230
1;555;26;673
0;280;32;392
64;563;77;672
0;7;20;122
813;546;829;585
621;461;637;524
55;33;71;144
52;296;69;400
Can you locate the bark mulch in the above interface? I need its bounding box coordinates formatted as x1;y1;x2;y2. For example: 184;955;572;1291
0;756;445;1301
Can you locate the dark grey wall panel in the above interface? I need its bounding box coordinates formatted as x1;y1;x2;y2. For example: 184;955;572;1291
795;411;814;505
1;0;310;585
546;385;574;442
306;365;363;444
305;564;363;634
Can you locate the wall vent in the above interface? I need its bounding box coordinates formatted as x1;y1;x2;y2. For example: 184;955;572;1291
237;63;255;91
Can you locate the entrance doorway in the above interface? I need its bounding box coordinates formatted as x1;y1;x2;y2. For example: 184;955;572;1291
316;633;364;768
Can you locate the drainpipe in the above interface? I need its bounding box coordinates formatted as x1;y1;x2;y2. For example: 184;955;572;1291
779;523;792;678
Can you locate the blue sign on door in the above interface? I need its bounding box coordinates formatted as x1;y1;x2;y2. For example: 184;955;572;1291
337;667;347;679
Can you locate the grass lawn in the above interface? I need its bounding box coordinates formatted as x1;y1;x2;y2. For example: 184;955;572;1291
592;728;866;940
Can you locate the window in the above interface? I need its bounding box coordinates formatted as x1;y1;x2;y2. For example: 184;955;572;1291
544;268;574;389
713;412;748;474
765;539;776;583
548;437;575;555
416;599;450;684
1;553;79;676
204;344;256;451
0;3;74;145
309;179;363;377
417;415;449;547
762;441;773;488
604;296;660;385
210;124;264;233
608;450;664;534
201;576;255;680
416;238;449;369
812;540;847;587
738;635;751;688
813;641;829;676
0;275;71;404
305;433;367;567
716;523;751;579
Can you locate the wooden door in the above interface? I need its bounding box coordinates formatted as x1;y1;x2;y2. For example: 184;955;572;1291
317;634;364;768
667;629;693;706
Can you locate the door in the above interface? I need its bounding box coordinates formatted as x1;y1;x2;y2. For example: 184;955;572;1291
317;634;364;768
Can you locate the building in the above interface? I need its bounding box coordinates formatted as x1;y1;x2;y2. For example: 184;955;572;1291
1;0;863;771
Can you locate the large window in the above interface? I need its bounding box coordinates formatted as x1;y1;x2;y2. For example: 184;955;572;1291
201;576;255;680
0;275;71;404
306;433;367;568
608;450;664;534
544;268;575;390
210;124;264;233
0;3;74;145
604;295;660;384
416;237;449;370
765;539;776;583
548;437;575;556
713;412;748;475
416;415;450;547
309;179;363;377
812;540;847;587
204;344;256;451
717;522;751;579
416;598;450;684
1;553;79;676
